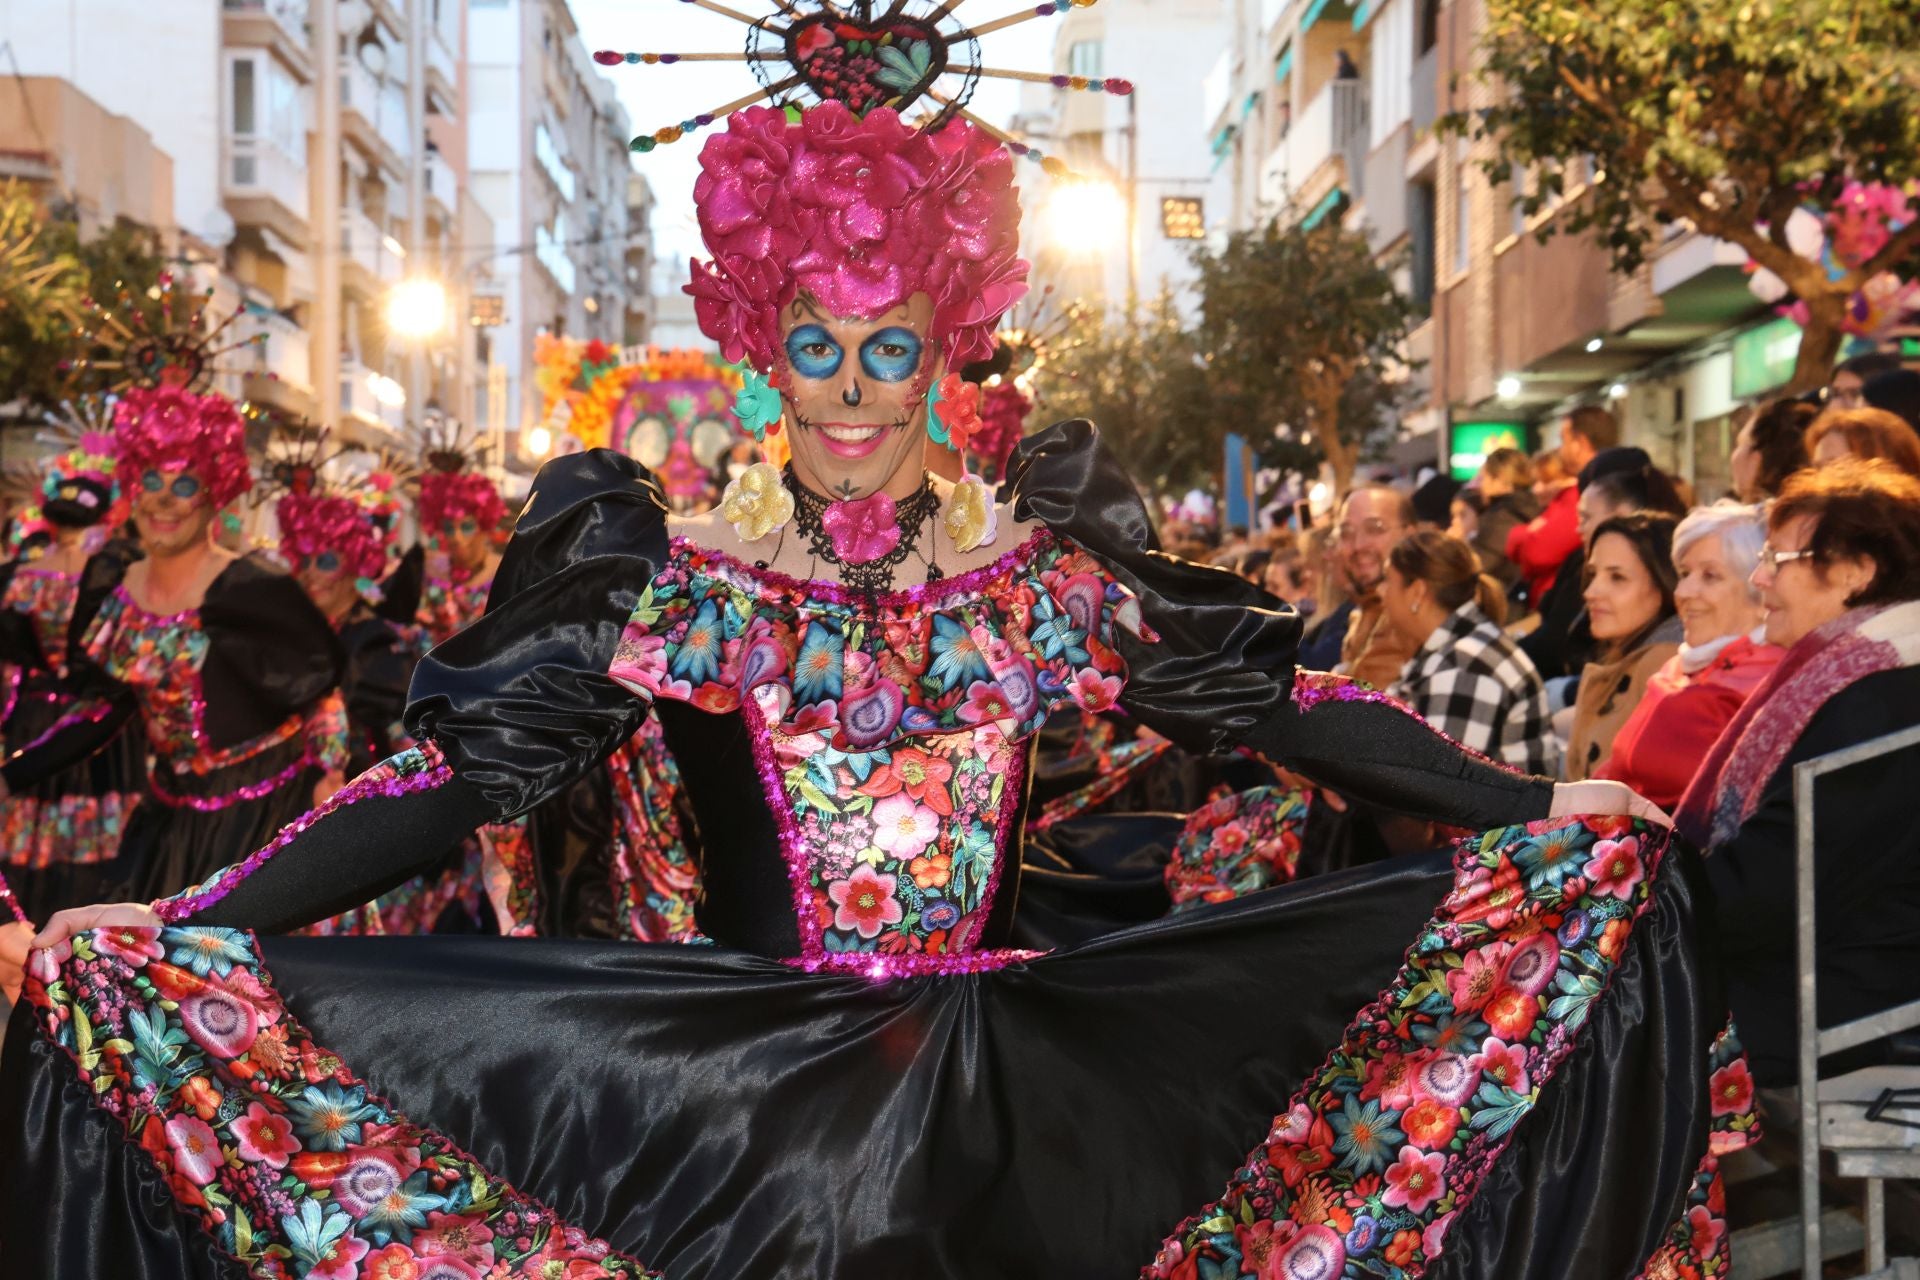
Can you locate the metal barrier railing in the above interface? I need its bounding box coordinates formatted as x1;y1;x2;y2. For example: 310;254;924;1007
1796;722;1920;1279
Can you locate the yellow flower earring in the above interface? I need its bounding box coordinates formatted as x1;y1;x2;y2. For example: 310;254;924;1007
721;461;793;543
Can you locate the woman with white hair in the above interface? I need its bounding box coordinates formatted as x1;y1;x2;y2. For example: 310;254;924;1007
1596;502;1785;809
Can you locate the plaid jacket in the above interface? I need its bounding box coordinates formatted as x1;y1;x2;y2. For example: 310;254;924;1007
1390;602;1557;776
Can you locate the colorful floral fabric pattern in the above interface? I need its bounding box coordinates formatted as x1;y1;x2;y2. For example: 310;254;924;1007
608;720;704;943
1149;816;1671;1280
1633;1023;1761;1280
607;531;1142;754
1028;731;1176;835
419;570;491;647
0;791;135;869
24;925;660;1280
85;586;303;772
604;532;1142;964
1166;785;1310;912
5;565;79;672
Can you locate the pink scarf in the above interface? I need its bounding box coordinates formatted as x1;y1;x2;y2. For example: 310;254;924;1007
1676;600;1920;850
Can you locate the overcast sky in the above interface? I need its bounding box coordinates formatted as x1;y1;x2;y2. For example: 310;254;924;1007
566;0;1058;268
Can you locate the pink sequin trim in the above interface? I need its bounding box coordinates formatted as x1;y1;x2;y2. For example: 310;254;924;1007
0;864;27;924
786;948;1044;979
0;666;20;727
153;743;454;922
671;526;1057;613
4;698;116;762
1289;669;1518;774
961;732;1029;952
146;755;309;812
742;692;834;957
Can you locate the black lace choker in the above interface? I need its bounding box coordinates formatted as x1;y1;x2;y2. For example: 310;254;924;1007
785;469;942;593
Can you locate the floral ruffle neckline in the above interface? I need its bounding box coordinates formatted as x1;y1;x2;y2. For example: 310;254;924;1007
607;529;1148;752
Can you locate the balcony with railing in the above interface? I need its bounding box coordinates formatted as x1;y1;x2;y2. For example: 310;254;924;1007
427;26;458;105
340;60;411;169
1410;47;1438;135
341;209;405;291
235;307;314;412
1283;78;1369;207
224;133;308;241
339;360;407;435
425;151;457;215
222;0;312;79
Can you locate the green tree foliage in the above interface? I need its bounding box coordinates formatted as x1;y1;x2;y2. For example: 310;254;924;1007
1192;218;1422;496
0;192;177;420
1448;0;1920;391
0;186;84;413
1035;291;1227;500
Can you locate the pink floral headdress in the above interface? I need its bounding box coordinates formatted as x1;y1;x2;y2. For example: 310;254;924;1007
112;385;253;509
686;102;1029;375
416;418;506;533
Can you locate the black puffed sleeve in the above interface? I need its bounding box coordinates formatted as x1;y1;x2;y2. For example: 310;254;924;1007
200;557;344;748
404;448;667;819
1010;420;1554;829
179;451;667;932
0;558;41;670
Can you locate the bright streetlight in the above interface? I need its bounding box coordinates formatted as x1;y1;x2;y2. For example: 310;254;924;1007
527;426;553;459
1496;375;1522;400
386;277;449;339
1044;180;1126;257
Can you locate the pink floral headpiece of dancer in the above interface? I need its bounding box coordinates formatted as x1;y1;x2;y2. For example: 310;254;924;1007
685;102;1029;375
276;490;396;585
419;469;506;534
112;386;253;510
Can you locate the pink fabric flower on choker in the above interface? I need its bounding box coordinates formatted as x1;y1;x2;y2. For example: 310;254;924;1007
821;491;901;564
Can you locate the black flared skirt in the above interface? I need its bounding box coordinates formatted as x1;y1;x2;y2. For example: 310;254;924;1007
1;821;1726;1280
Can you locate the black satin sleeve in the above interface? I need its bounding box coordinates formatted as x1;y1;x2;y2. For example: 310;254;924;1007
184;451;668;932
1010;420;1554;830
374;543;426;626
198;557;344;749
0;549;140;789
405;448;665;819
0;558;43;670
337;613;417;771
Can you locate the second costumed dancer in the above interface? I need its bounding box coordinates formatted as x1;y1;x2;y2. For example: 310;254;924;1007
3;37;1727;1280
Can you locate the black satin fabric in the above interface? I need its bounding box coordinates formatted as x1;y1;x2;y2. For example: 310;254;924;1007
1010;422;1555;830
196;558;343;750
1010;421;1302;759
406;450;664;820
1012;810;1182;949
336;609;418;774
1;846;1714;1280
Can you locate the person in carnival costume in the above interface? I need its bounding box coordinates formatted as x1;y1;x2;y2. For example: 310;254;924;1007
3;23;1722;1273
0;386;349;911
0;424;147;922
271;451;489;936
412;430;509;646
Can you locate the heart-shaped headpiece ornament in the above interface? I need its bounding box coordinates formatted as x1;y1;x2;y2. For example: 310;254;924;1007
592;0;1132;176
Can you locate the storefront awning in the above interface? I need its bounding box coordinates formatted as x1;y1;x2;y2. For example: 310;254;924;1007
1301;186;1346;229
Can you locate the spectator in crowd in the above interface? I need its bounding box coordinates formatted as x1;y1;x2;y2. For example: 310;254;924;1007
1263;546;1317;618
1448;488;1484;543
1825;350;1903;411
1565;513;1682;780
1532;447;1573;505
1333;486;1417;688
1508;406;1618;608
1380;531;1556;774
1730;398;1817;502
1597;503;1782;810
1235;548;1273;589
1678;459;1920;1084
1863;367;1920;433
1411;473;1463;532
1472;447;1542;590
1522;447;1684;681
1296;526;1351;670
1807;406;1920;478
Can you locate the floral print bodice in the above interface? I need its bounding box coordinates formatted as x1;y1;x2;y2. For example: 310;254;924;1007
82;586;299;771
419;568;492;646
4;566;79;673
608;529;1144;972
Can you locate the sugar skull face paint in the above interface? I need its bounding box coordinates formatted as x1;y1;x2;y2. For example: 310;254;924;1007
779;291;942;502
133;468;217;557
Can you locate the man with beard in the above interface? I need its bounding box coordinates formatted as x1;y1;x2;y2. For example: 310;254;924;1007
1335;486;1417;690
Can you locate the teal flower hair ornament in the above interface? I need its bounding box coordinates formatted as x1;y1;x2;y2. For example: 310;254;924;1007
733;368;785;441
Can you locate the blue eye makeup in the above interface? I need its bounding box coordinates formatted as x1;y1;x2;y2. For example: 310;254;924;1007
860;327;925;382
309;552;342;574
143;471;201;500
784;325;844;380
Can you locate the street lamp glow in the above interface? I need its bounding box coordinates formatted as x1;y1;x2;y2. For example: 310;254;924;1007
367;372;407;408
527;426;553;458
1584;337;1603;353
386;278;449;339
1608;382;1629;400
1496;375;1522;400
1044;180;1126;256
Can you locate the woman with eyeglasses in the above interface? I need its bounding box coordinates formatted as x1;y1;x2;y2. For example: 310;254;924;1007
0;430;147;922
0;387;346;910
1676;459;1920;1087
